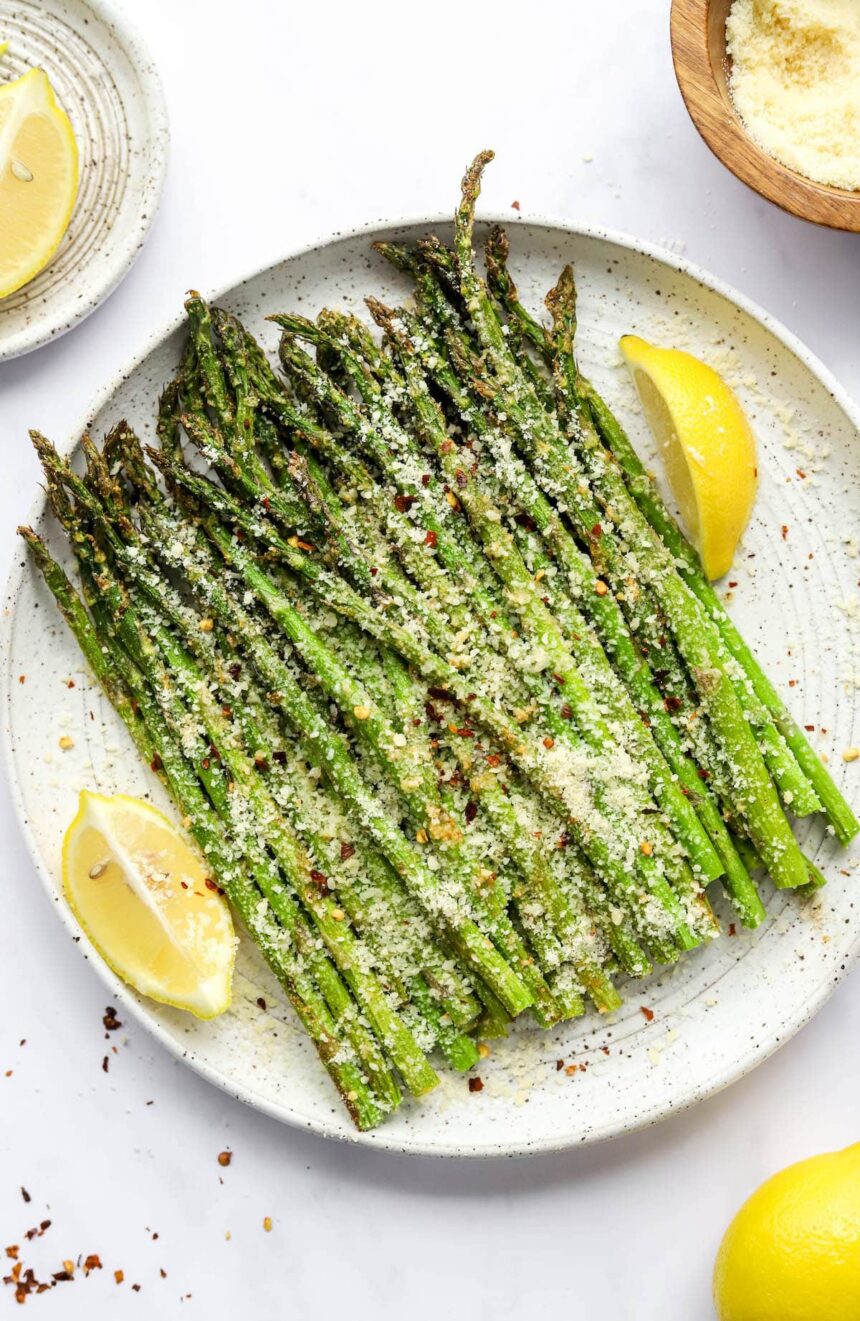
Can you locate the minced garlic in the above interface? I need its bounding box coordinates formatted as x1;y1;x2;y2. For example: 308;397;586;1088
727;0;860;191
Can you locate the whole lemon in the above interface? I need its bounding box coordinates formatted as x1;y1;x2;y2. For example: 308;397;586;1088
714;1143;860;1321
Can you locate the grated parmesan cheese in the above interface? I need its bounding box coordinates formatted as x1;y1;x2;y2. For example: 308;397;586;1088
726;0;860;190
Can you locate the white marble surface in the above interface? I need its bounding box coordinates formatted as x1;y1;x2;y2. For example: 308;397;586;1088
0;1;858;1316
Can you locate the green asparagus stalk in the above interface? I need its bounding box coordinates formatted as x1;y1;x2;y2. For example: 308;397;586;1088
20;526;388;1130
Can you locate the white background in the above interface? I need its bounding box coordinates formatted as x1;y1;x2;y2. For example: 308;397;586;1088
1;1;859;1317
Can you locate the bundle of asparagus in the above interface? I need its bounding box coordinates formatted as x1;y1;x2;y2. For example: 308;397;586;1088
21;152;857;1129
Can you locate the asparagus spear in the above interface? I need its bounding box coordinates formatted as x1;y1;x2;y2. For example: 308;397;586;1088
582;382;859;845
385;271;765;925
482;220;847;839
445;152;811;892
20;526;389;1130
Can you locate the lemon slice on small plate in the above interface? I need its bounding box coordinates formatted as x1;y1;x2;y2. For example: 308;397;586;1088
619;334;758;581
0;67;79;299
62;791;235;1019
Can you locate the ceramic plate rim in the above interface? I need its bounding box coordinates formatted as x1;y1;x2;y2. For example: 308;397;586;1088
3;209;859;1158
0;0;170;361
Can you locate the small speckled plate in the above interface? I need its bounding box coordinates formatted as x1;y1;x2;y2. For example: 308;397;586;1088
3;217;859;1156
0;0;168;360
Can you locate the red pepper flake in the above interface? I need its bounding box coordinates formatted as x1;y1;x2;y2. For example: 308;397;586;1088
5;1246;18;1261
728;581;738;589
804;724;815;732
664;695;682;712
543;736;555;750
394;494;414;514
454;469;467;488
132;1284;141;1292
468;1076;484;1093
103;1006;122;1032
486;753;501;767
788;679;797;688
20;1189;30;1204
66;679;75;689
781;525;789;540
514;512;536;532
102;1056;109;1073
150;754;163;772
456;726;475;738
83;1255;102;1276
204;878;225;895
310;869;328;889
340;841;356;861
428;686;453;703
796;468;807;479
601;1046;610;1056
217;1151;232;1167
511;199;521;211
555;1059;564;1071
464;801;478;823
115;1270;124;1285
728;923;737;937
160;1269;167;1279
18;675;25;684
640;1006;654;1022
421;473;431;487
697;767;710;781
560;704;573;720
261;496;271;511
256;997;267;1011
591;523;603;539
424;530;437;548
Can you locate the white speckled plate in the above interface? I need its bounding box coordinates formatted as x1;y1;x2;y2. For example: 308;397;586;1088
3;217;859;1156
0;0;168;360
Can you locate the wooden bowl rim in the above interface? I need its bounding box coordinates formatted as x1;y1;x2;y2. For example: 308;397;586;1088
670;0;860;233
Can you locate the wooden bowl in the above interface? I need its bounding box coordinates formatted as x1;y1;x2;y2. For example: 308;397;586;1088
670;0;860;232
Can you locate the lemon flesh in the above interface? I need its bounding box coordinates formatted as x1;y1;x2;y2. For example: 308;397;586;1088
714;1143;860;1321
0;68;79;299
619;335;758;581
62;791;235;1019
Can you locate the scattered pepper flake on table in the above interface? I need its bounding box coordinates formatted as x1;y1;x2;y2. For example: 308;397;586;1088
102;1006;121;1034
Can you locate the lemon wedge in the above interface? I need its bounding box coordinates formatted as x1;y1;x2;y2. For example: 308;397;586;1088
0;68;79;299
619;335;758;581
62;791;235;1019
